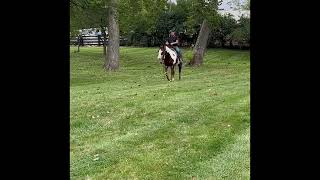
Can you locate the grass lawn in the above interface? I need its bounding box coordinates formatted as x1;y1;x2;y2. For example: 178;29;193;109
70;46;250;179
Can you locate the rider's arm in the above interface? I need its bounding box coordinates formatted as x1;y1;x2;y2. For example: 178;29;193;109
170;39;179;45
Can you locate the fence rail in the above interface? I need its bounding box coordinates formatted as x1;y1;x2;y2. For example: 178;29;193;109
70;35;127;46
70;35;249;49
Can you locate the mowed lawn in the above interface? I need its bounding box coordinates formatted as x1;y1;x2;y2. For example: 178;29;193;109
70;46;250;179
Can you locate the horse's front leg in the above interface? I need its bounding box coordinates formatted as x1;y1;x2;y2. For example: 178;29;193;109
178;63;182;80
165;66;170;81
171;66;175;81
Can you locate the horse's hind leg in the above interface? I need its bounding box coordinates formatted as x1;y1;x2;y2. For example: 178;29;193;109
171;66;175;81
178;63;182;80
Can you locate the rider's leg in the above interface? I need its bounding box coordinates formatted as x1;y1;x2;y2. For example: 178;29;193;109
175;47;180;55
175;47;183;62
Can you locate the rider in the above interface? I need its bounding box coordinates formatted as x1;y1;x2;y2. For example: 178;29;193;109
166;31;183;63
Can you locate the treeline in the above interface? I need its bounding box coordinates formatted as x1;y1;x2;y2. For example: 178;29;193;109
71;0;250;49
70;0;250;70
125;11;249;49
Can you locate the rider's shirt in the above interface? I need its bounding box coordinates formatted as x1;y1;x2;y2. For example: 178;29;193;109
167;36;178;47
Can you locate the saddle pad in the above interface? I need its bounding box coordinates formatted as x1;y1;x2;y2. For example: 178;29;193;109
165;46;177;64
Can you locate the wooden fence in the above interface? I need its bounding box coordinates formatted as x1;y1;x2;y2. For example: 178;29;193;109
70;35;128;46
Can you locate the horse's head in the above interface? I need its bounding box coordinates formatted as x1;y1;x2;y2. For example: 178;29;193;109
159;44;166;52
158;44;167;60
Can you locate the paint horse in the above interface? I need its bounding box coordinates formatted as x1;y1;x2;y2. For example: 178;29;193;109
157;44;182;81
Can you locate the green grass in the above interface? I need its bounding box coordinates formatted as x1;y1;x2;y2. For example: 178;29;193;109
70;46;250;179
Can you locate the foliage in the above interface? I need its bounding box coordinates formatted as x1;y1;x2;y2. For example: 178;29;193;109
243;0;250;10
70;0;250;48
70;0;107;37
230;15;250;45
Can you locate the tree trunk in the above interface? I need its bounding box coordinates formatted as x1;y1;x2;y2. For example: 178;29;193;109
221;38;225;48
77;35;80;52
105;0;119;71
103;31;107;55
100;25;107;55
189;20;210;66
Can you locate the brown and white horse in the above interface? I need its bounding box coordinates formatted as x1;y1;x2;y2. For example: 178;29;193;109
158;44;182;81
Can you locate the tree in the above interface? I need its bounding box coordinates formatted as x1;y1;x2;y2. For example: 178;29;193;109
154;10;187;45
70;0;87;52
217;14;237;47
105;0;120;71
70;0;107;53
119;0;167;46
71;0;168;70
230;15;250;48
70;0;104;34
229;0;250;10
243;0;250;10
70;0;121;70
189;19;211;66
227;0;250;48
238;15;250;43
187;0;220;66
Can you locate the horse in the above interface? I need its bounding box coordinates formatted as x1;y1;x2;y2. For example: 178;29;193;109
158;44;182;81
